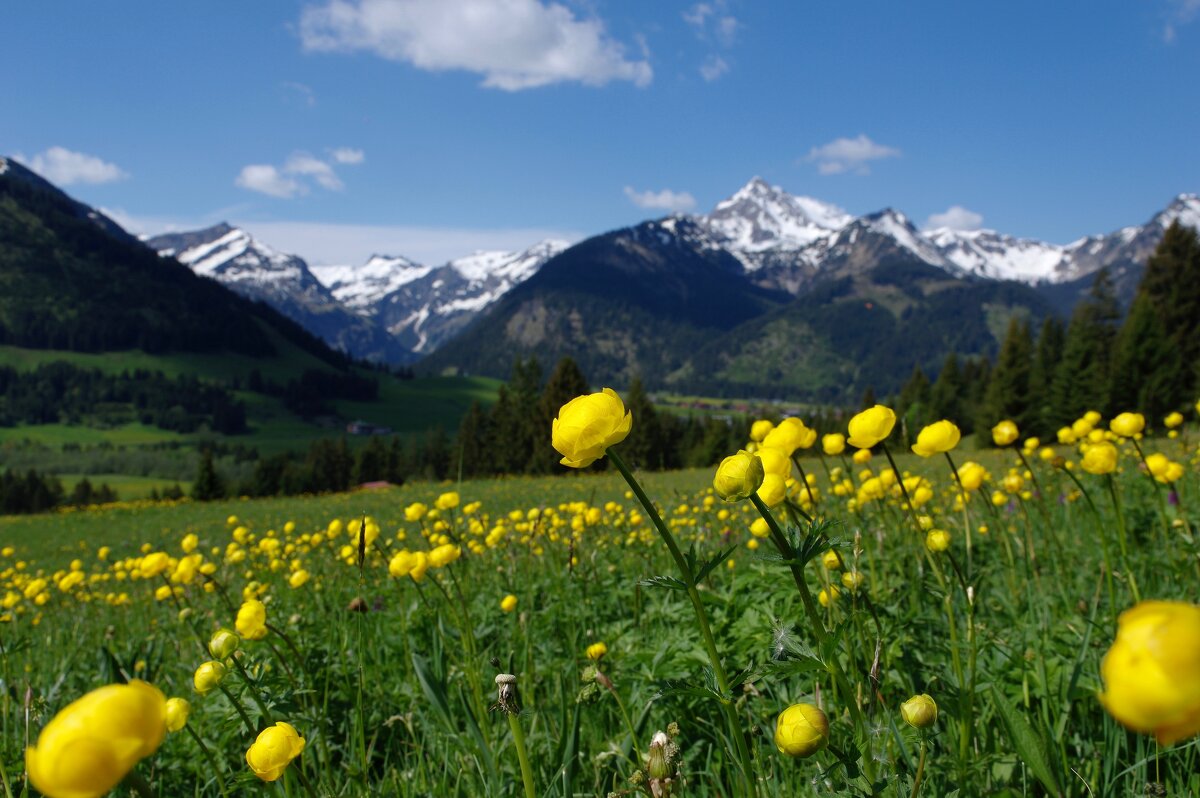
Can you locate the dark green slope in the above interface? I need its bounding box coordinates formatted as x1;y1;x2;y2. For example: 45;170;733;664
421;218;788;383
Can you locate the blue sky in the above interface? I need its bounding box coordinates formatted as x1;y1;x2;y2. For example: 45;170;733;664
3;1;1198;265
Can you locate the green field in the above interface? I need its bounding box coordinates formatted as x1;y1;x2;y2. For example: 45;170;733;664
3;423;1198;797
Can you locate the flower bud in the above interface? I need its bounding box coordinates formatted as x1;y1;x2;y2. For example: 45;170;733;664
193;660;227;695
647;730;672;780
900;694;938;729
209;628;239;660
991;420;1019;447
774;703;828;757
713;450;765;502
552;389;633;468
165;697;191;732
1081;442;1118;475
749;419;775;442
822;433;846;456
847;405;896;449
925;529;951;552
1109;412;1145;438
911;420;961;457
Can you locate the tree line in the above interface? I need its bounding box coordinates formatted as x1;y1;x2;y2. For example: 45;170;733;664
890;221;1200;441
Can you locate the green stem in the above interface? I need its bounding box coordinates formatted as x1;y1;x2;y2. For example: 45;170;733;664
911;738;928;798
218;683;258;734
184;723;231;798
0;749;14;798
608;450;757;798
230;655;274;725
1060;466;1116;607
508;711;538;798
1105;474;1143;602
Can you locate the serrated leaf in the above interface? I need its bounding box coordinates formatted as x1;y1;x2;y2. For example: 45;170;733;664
694;544;738;586
990;685;1062;797
639;575;687;591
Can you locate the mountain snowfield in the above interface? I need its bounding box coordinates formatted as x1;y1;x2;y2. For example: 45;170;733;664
148;179;1198;364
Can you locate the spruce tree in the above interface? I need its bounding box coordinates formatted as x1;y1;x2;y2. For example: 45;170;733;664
897;366;932;443
980;316;1035;436
531;357;591;473
1108;293;1181;418
1046;270;1120;428
454;401;490;478
930;353;967;431
620;376;661;470
192;448;226;501
1029;316;1065;434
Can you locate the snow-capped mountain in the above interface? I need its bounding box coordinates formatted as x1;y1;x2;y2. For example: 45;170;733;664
365;239;569;353
148;224;412;363
311;254;432;311
925;228;1065;283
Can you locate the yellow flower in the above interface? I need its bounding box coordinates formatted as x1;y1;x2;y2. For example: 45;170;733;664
429;543;462;568
900;694;937;728
761;418;810;457
552;388;633;468
165;698;190;733
408;551;429;582
774;703;829;757
749;419;775;442
841;570;866;590
139;552;170;578
925;529;951;552
235;600;268;641
957;461;987;492
26;680;167;798
991;420;1019;447
821;550;841;570
1081;442;1118;475
404;503;428;522
193;661;227;694
1110;412;1145;438
821;433;846;456
755;447;790;478
818;586;840;607
586;641;608;661
852;447;872;464
749;518;770;539
756;474;787;507
1164;411;1184;429
288;570;310;589
500;594;518;613
246;722;305;782
911;420;961;457
1100;600;1200;745
435;491;460;510
208;628;239;660
847;405;896;449
713;450;765;502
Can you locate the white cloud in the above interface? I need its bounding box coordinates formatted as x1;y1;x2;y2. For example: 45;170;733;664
235;165;305;199
282;81;317;107
683;3;715;29
623;186;696;212
331;147;365;164
925;205;983;231
805;134;901;175
299;0;652;91
20;147;128;186
285;152;344;191
1164;0;1200;41
235;150;364;198
699;55;729;81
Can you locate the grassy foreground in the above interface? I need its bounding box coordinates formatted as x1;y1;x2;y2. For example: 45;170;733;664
1;428;1198;797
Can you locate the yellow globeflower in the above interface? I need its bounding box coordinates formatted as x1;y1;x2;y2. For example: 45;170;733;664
435;491;460;511
900;694;938;728
991;420;1019;447
235;599;269;641
246;722;305;782
957;461;987;492
165;698;190;732
822;433;846;456
1081;442;1118;475
756;474;787;508
552;389;633;468
852;447;872;465
755;447;790;478
139;552;170;579
500;594;518;613
749;419;775;442
429;543;462;568
911;420;961;457
925;529;951;552
586;641;608;661
1164;411;1184;429
847;405;896;449
1100;600;1200;745
26;680;167;798
193;661;227;694
713;450;765;502
1110;412;1146;438
208;628;239;660
762;418;811;457
818;586;840;607
774;703;829;757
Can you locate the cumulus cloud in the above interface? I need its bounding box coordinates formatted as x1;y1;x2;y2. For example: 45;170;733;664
623;186;696;212
1164;0;1200;41
699;55;729;81
235;150;365;198
299;0;652;91
20;147;128;186
805;134;901;175
235;165;305;199
331;147;365;164
925;205;984;231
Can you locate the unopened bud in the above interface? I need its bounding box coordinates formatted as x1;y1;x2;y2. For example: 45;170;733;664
208;628;239;660
647;731;672;780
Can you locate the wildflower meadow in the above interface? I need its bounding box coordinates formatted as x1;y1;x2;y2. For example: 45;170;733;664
2;397;1199;797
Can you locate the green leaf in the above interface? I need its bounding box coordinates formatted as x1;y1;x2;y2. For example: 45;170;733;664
694;544;738;586
639;574;687;591
990;685;1062;797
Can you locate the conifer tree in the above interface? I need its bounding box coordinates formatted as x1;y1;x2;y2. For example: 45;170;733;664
1029;316;1065;434
192;448;226;501
897;365;932;442
1108;293;1181;418
620;376;662;470
980;316;1035;436
454;401;491;478
1046;270;1120;428
530;357;591;473
930;353;967;431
